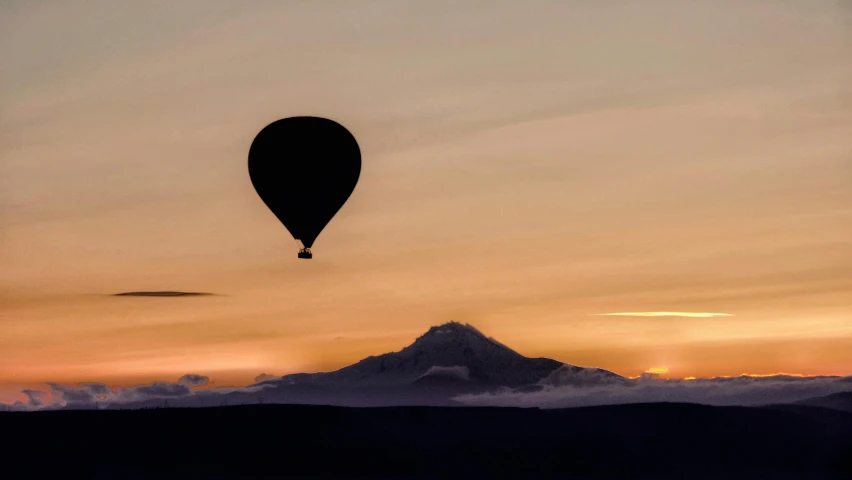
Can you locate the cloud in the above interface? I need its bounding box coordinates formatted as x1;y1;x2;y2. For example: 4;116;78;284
112;291;215;297
134;382;192;397
18;374;216;409
455;374;852;409
22;389;47;407
80;383;112;395
599;312;733;318
178;374;209;386
47;382;96;406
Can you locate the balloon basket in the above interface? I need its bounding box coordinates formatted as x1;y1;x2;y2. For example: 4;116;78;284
298;249;312;259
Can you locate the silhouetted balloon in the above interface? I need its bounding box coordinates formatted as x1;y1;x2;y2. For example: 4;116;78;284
248;117;361;259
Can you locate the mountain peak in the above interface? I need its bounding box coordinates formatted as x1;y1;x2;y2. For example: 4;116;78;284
420;321;489;342
426;320;482;334
310;321;565;388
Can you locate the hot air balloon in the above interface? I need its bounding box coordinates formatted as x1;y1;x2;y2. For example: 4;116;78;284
248;117;361;259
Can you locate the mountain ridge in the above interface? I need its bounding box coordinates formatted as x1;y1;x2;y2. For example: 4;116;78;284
257;321;623;394
791;391;852;413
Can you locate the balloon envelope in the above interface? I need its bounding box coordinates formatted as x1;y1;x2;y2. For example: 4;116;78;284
248;117;361;255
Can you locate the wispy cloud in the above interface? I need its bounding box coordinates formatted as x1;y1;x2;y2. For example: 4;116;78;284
112;291;216;297
599;312;733;318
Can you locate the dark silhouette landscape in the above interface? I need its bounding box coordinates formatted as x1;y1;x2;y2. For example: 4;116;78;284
5;401;852;478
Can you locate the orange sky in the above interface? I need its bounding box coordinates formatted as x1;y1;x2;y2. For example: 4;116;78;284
1;1;851;401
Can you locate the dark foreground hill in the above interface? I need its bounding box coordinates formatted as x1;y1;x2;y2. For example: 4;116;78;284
3;402;852;479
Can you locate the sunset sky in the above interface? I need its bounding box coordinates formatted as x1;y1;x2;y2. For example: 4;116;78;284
2;0;851;402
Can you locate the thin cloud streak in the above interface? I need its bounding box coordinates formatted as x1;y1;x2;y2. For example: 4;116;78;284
600;312;734;318
112;291;216;297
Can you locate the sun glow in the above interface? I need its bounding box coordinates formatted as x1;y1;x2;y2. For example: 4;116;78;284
738;372;813;378
645;367;669;375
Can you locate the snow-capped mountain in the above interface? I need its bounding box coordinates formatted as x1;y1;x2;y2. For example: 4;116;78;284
257;321;623;395
83;322;625;409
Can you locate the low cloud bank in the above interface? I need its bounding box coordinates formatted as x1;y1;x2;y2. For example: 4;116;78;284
2;373;218;411
454;373;852;408
3;371;851;412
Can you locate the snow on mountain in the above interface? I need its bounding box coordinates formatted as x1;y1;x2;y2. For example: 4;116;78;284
418;366;471;381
